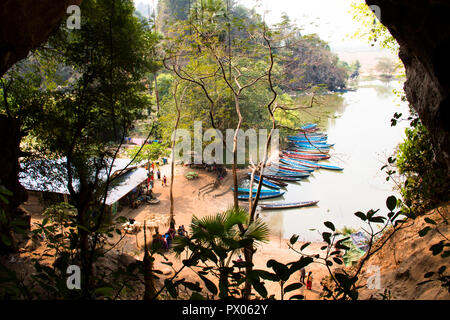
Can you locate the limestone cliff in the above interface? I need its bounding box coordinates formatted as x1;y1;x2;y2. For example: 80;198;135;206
366;0;450;178
0;0;82;76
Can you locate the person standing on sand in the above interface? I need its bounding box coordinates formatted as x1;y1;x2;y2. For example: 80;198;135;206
306;271;313;290
163;175;167;186
157;169;161;180
300;267;306;284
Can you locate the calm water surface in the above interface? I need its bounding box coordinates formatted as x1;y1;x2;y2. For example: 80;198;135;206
258;80;410;242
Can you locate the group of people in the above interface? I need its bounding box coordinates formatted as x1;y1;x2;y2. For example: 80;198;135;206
152;221;188;251
300;268;314;290
147;162;168;189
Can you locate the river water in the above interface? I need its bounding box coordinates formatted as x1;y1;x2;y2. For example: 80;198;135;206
258;80;411;242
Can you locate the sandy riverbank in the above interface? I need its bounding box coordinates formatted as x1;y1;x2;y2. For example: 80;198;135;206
21;162;331;299
114;163;331;299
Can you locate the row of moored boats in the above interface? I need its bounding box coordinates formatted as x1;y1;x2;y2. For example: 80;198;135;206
238;123;343;211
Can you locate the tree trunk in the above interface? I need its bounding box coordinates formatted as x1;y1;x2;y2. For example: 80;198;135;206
0;115;29;253
154;72;160;114
242;246;254;299
143;223;158;300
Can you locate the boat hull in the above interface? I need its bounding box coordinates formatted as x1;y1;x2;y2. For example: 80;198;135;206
249;174;282;190
238;191;285;201
259;200;319;210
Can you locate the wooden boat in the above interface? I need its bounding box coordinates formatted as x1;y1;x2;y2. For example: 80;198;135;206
238;191;285;201
289;148;330;154
301;124;318;131
288;136;327;141
283;150;330;158
290;141;334;148
294;159;343;171
266;168;312;177
233;188;280;195
282;151;330;161
277;159;315;172
280;158;317;168
259;200;319;210
284;158;344;171
280;157;319;169
296;132;327;137
263;174;305;182
277;165;313;173
288;145;331;152
249;174;283;189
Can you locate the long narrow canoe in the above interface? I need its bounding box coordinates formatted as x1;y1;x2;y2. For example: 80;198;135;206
283;152;331;161
257;175;288;187
249;174;282;190
259;200;319;210
277;159;315;172
263;175;304;182
266;170;311;178
283;157;344;171
296;132;327;137
277;165;314;174
289;148;330;154
280;157;320;169
267;167;312;176
291;141;335;148
282;152;330;161
238;191;285;201
272;162;314;172
283;150;330;158
289;145;331;152
301;124;317;131
279;158;317;169
288;136;327;141
290;133;327;138
268;166;310;175
233;188;281;195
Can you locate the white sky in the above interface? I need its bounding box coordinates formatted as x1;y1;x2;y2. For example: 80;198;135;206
134;0;378;52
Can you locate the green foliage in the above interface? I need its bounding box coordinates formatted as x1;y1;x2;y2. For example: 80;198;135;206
396;123;448;213
157;0;350;150
350;1;399;52
126;142;170;164
170;208;270;299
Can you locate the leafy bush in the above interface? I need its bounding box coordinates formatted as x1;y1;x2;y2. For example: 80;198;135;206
396;123;448;214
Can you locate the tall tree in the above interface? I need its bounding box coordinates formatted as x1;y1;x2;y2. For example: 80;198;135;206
0;55;57;252
33;0;158;296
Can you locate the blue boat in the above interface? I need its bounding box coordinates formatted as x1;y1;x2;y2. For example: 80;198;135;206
283;150;330;158
233;188;280;195
249;174;281;190
301;124;317;131
291;141;334;148
283;151;330;160
263;175;304;182
278;159;315;171
288;136;327;141
289;144;331;151
265;168;311;178
238;191;285;201
284;158;344;171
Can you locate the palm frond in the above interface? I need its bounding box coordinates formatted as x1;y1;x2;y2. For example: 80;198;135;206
223;207;249;231
244;218;270;244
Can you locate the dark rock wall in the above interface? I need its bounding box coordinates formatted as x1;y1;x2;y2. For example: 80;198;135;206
366;0;450;174
0;0;82;77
